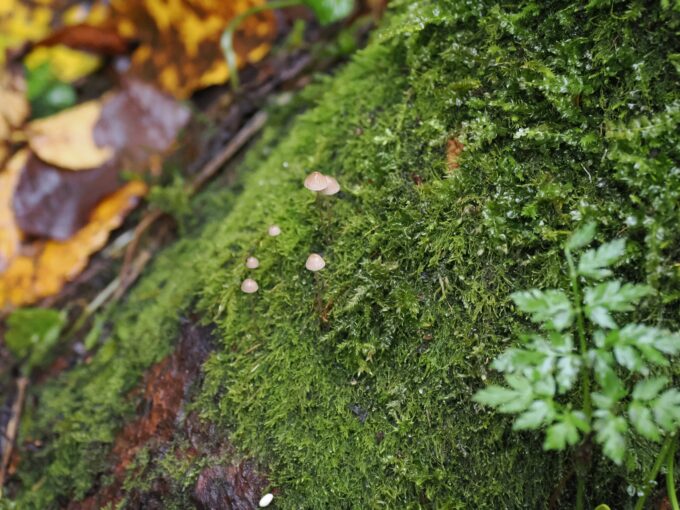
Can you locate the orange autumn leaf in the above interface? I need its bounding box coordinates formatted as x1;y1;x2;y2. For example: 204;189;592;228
27;101;115;170
109;0;277;98
0;181;147;309
446;138;464;171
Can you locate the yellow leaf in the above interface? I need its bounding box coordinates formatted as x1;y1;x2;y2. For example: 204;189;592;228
0;181;148;309
109;0;276;98
0;151;27;272
25;45;102;83
27;100;114;170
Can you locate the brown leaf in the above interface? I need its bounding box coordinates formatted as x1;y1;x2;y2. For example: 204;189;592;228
27;101;115;170
446;138;464;171
37;23;129;55
12;153;121;240
94;78;191;169
0;181;147;310
109;0;277;98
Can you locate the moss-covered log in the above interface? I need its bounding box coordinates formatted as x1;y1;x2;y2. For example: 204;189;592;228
8;0;680;508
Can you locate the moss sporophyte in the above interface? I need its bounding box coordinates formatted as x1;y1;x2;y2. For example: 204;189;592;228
475;223;680;510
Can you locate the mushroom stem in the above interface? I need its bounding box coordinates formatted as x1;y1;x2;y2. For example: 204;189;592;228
313;271;324;318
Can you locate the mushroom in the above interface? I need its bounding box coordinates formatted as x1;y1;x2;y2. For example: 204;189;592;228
246;256;260;269
305;253;326;272
321;176;340;196
259;493;274;508
240;278;259;293
304;171;329;192
268;225;281;236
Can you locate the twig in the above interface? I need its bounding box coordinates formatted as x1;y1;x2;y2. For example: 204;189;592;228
0;376;29;496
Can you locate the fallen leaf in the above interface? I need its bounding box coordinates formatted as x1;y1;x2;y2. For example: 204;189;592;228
0;0;53;66
0;65;29;165
0;181;148;310
36;24;129;56
12;153;121;240
16;80;187;240
109;0;277;98
94;78;191;168
25;45;102;84
446;138;464;171
0;151;27;272
27;100;114;170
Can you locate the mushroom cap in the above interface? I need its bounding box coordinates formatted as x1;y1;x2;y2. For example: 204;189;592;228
304;171;329;192
240;278;259;293
321;176;340;196
259;493;274;508
246;256;260;269
268;225;281;236
305;253;326;272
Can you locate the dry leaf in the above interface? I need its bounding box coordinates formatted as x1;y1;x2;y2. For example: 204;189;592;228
0;181;148;309
94;78;191;168
446;138;464;171
12;153;121;240
27;100;114;170
0;151;27;272
0;66;29;166
37;23;129;55
109;0;277;98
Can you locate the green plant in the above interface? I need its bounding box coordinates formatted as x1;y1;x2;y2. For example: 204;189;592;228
474;223;680;510
220;0;355;90
5;308;66;374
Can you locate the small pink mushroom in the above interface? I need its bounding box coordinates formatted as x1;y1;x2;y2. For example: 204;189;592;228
241;278;259;293
321;176;340;196
304;171;329;192
268;225;281;236
246;257;260;269
305;253;326;272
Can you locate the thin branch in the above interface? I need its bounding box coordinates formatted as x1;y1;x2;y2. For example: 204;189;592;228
0;376;29;496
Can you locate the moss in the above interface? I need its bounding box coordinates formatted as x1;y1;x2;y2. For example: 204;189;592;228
12;0;680;508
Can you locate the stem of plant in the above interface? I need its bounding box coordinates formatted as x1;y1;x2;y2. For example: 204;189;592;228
565;248;592;420
221;0;301;91
635;433;676;510
667;434;679;510
565;247;592;510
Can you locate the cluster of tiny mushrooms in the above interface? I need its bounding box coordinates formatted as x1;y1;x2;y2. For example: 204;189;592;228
245;174;339;507
240;171;340;295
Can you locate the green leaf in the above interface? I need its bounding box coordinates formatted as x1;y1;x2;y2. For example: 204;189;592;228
513;400;555;430
632;377;669;401
584;281;654;328
578;239;626;280
543;414;585;450
473;375;533;414
607;324;680;371
593;410;628;464
303;0;354;24
492;345;545;373
629;401;661;441
510;289;574;331
26;62;77;118
652;389;680;431
613;345;645;372
566;222;596;251
556;354;581;392
6;308;66;372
